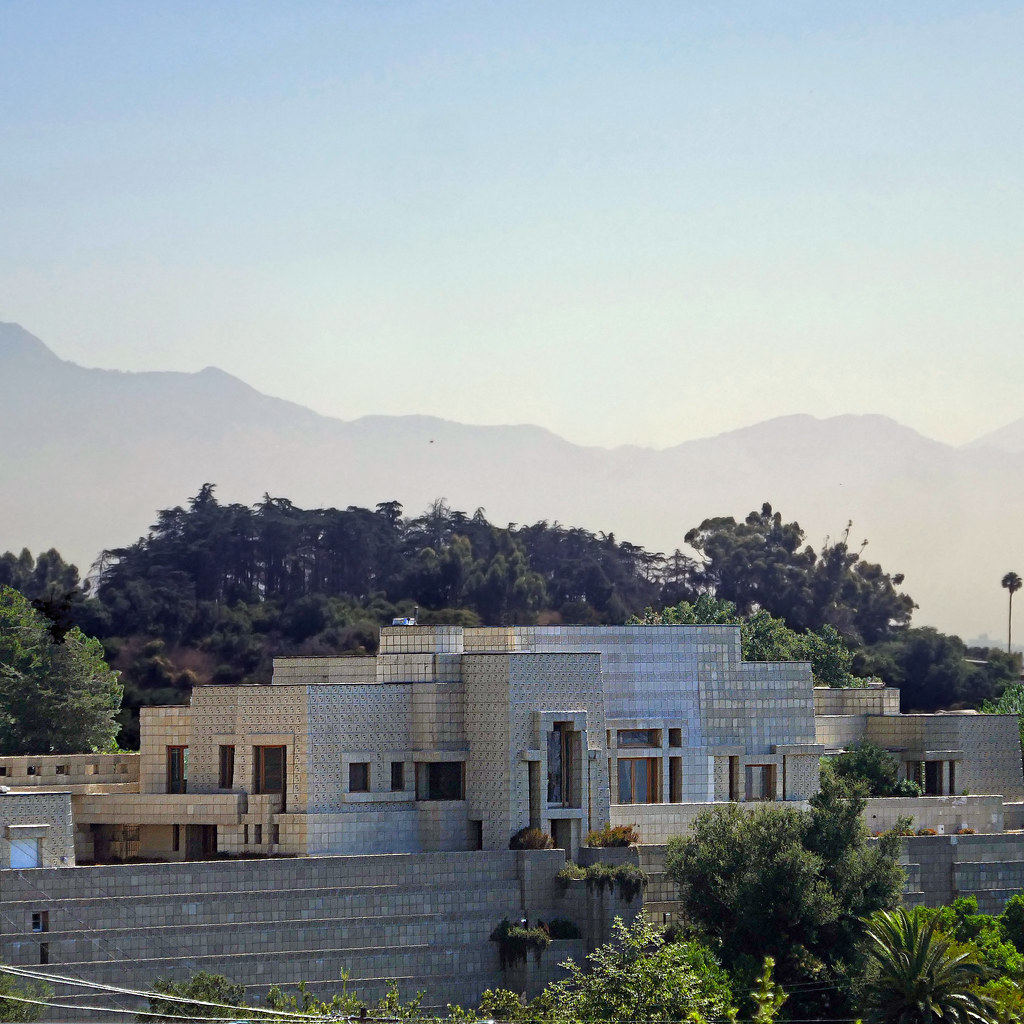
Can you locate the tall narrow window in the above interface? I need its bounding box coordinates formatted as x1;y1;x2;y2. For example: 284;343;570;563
166;746;188;794
547;723;574;806
218;745;235;789
391;761;405;791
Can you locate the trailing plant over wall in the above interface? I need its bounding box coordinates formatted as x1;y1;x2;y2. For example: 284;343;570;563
556;862;649;902
585;823;639;847
489;918;551;970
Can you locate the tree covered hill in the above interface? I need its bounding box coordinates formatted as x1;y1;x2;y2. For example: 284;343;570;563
1;488;1016;747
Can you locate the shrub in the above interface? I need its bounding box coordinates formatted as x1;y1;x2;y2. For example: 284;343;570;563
956;827;976;835
585;823;639;847
891;778;922;797
916;827;938;836
489;918;551;969
509;827;554;850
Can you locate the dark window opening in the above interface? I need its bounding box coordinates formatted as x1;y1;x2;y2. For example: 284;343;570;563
745;764;776;802
391;761;405;791
254;746;286;808
271;824;280;844
39;943;48;966
668;728;683;747
349;762;370;792
171;825;180;852
26;766;38;776
415;762;465;801
166;746;188;794
218;745;235;789
254;824;263;845
31;911;48;933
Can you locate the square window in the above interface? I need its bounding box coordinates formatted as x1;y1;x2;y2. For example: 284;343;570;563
31;911;48;933
390;762;405;791
349;762;370;792
26;766;37;776
55;765;67;775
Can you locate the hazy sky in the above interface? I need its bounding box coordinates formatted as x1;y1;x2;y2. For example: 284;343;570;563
3;2;1022;449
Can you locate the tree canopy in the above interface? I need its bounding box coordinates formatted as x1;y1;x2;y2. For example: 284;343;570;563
685;503;915;645
665;768;905;1017
0;586;122;754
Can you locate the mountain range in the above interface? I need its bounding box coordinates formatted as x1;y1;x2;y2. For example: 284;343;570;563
2;320;1022;642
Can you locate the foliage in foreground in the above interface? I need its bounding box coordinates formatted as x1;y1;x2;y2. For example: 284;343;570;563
665;768;905;1016
0;971;52;1023
144;970;247;1019
861;907;994;1024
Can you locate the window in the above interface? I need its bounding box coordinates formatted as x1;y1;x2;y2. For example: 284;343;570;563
38;943;48;966
218;745;235;789
172;825;180;852
745;765;776;802
114;762;129;775
391;761;405;791
85;763;98;776
31;912;48;933
253;824;263;845
11;838;41;869
166;746;188;794
254;746;286;797
243;824;249;845
55;765;67;775
271;824;280;845
0;767;6;776
669;757;682;803
26;766;38;776
349;762;370;792
618;729;658;747
668;728;683;747
547;723;575;806
415;762;465;801
618;757;659;804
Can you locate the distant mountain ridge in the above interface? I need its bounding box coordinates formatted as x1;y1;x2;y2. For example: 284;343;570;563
1;321;1021;641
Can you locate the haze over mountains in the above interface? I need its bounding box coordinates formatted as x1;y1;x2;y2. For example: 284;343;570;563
2;321;1021;642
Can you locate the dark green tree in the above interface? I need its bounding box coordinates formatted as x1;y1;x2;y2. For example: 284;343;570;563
665;769;904;1016
0;586;122;754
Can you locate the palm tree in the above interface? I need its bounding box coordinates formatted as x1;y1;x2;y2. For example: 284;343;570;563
1002;572;1022;654
862;908;994;1024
